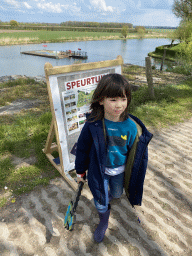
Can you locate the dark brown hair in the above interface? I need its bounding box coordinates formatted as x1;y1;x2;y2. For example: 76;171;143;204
88;73;131;122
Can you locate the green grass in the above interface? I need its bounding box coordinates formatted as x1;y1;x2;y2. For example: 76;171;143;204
129;80;192;127
147;28;175;33
0;30;121;40
148;41;192;63
0;110;61;202
166;65;192;75
0;78;47;107
0;79;60;207
0;30;121;45
0;29;171;46
0;75;192;207
0;77;37;89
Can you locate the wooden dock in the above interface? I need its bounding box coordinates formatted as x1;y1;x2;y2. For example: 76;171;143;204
69;51;88;59
21;50;88;59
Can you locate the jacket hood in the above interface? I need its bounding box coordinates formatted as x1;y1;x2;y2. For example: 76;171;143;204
86;112;153;143
129;114;153;142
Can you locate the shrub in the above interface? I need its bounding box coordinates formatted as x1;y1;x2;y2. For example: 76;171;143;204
175;41;192;75
10;20;19;27
121;26;129;38
135;26;146;33
137;28;145;39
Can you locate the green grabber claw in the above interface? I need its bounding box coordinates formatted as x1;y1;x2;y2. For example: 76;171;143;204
64;181;84;231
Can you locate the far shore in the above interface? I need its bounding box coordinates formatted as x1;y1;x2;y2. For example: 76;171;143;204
0;29;169;46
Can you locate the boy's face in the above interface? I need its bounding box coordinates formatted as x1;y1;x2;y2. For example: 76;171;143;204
100;97;127;122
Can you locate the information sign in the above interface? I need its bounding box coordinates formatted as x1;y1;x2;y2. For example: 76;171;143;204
43;56;123;190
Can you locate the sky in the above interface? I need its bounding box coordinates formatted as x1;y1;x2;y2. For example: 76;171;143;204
1;0;181;27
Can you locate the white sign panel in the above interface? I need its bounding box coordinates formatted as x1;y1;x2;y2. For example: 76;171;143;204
48;65;122;173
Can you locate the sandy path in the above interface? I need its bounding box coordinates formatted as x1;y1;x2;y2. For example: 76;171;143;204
0;118;192;255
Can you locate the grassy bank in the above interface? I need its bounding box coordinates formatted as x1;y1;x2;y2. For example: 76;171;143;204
131;80;192;127
0;30;120;45
0;29;170;46
148;42;188;61
1;68;191;207
148;41;192;75
123;65;192;127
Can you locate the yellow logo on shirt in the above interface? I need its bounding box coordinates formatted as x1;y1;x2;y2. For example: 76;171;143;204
121;135;127;140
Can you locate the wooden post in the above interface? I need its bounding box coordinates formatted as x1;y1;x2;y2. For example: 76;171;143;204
160;48;167;71
145;57;155;99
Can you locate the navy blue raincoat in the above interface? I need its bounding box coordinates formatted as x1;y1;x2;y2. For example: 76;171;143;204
75;114;153;207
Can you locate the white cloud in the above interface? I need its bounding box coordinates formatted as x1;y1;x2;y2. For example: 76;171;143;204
1;0;179;26
36;1;81;14
132;9;180;26
23;2;32;9
37;2;64;13
90;0;114;12
18;9;26;13
5;0;19;8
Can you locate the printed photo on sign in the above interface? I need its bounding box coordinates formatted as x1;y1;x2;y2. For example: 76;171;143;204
62;74;109;135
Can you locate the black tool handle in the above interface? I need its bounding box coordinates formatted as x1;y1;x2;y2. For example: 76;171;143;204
72;181;84;214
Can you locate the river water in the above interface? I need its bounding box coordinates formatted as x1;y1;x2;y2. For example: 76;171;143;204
0;38;172;77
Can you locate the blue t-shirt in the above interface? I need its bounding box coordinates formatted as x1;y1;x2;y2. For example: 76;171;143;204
104;117;137;168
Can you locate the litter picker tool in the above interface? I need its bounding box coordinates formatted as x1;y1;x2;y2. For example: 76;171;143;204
64;181;84;231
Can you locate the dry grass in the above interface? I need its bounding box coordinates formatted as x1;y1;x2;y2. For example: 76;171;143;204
0;37;39;45
0;30;33;33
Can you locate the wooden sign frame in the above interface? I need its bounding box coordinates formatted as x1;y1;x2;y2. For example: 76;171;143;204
43;56;123;191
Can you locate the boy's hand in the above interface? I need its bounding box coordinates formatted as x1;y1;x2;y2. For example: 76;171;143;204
76;173;86;183
77;177;86;183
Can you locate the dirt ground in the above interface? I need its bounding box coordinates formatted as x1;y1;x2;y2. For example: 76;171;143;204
0;117;192;255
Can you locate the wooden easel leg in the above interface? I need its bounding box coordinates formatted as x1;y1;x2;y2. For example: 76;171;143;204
43;118;55;154
42;119;79;191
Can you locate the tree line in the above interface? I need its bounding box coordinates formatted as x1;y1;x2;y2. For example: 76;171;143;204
0;20;133;29
0;20;146;37
60;21;133;28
